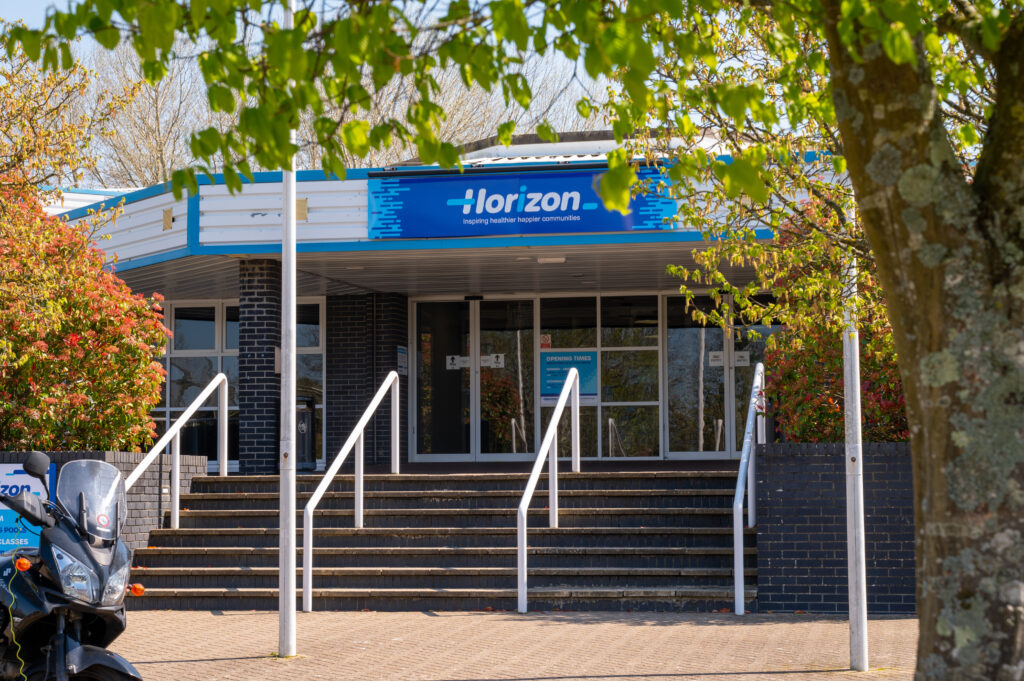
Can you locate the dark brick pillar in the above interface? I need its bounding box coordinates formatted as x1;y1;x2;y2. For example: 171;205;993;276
755;442;916;614
326;293;408;466
238;259;281;474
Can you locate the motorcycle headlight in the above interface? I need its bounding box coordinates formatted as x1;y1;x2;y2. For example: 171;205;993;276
101;561;131;606
52;549;98;604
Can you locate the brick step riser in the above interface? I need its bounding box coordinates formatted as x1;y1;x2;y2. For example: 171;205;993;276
172;514;733;530
180;495;735;511
146;532;749;549
189;478;738;494
128;595;756;612
131;574;741;589
135;553;756;569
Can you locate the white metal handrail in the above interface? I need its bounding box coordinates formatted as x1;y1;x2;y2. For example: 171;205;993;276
733;362;766;615
303;370;400;612
125;372;229;530
517;367;580;613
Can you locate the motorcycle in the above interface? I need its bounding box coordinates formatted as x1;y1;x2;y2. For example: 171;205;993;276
0;451;142;681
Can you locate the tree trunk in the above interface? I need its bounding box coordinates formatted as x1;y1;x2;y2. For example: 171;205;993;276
821;4;1024;678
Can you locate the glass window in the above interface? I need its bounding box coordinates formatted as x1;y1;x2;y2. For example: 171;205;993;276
541;298;596;348
221;355;239;406
297;304;320;348
173;307;216;351
601;296;659;347
225;306;239;350
541;406;598;458
666;296;726;452
169;356;218;407
601;351;658;402
605;405;659;457
297;353;323;403
734;324;783;446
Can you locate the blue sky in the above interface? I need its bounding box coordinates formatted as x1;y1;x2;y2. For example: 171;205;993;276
0;1;51;28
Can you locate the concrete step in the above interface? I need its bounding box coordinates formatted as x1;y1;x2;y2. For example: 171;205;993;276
168;507;734;529
179;488;736;511
145;526;754;549
131;565;757;589
134;545;757;569
189;471;739;494
127;585;758;612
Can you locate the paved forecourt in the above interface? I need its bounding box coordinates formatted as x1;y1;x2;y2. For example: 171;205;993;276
111;610;918;680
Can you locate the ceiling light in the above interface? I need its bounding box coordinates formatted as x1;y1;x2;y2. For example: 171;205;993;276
537;257;566;264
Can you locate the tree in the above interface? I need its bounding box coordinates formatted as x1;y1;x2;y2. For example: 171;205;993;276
10;1;1024;676
0;187;168;451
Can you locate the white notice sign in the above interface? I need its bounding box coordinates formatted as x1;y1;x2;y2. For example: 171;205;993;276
446;355;470;370
480;354;505;369
708;351;725;367
734;351;750;367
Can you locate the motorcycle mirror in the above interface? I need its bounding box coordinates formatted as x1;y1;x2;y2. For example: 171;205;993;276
23;451;50;487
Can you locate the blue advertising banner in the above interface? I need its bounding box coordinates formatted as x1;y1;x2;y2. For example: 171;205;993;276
540;350;598;406
0;463;57;551
368;167;678;239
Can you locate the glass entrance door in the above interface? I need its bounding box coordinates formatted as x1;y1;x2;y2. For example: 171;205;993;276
479;300;534;458
415;302;472;457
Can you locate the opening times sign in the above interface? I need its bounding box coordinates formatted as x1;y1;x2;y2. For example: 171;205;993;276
368;168;678;239
540;351;598;406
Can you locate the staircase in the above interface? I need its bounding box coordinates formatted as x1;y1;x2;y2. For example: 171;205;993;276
131;470;757;612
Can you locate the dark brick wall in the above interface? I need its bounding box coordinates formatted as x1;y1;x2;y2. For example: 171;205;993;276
238;259;282;474
0;451;206;552
326;293;409;467
755;442;916;614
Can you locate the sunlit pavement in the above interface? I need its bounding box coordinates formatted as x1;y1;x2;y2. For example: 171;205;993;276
110;610;918;680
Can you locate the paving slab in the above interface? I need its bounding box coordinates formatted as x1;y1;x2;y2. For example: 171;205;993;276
111;610;918;681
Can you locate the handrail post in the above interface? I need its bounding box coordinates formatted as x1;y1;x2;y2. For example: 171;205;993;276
733;500;744;615
218;377;228;476
302;507;313;612
517;509;528;613
355;432;364;529
391;376;400;474
549;439;558;528
571;376;580;473
171;433;180;530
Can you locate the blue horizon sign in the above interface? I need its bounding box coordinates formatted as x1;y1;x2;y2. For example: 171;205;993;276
540;350;598;406
368;167;678;239
0;463;57;551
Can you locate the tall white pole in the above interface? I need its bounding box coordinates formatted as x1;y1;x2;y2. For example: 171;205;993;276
278;0;298;659
843;258;868;671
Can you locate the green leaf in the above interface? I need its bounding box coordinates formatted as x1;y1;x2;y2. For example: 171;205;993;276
714;158;769;204
575;98;593;119
598;148;636;215
341;120;371;157
881;22;915;65
497;120;516;147
208;85;235;113
536;122;558;143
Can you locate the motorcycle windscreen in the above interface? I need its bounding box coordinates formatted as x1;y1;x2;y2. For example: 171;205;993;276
56;460;127;540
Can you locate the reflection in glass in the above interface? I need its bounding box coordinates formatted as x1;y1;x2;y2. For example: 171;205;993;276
734;325;782;446
605;405;659;456
667;297;726;452
480;301;534;454
297;304;320;347
221;355;239;406
225;306;239;349
170;410;240;461
417;302;471;455
169;356;217;407
541;406;598;458
297;354;324;403
601;350;658;402
540;298;596;348
173;307;216;350
601;296;659;347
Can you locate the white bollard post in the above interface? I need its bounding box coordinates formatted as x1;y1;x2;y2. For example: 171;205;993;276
391;378;400;474
571;376;580;473
549;439;558;528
